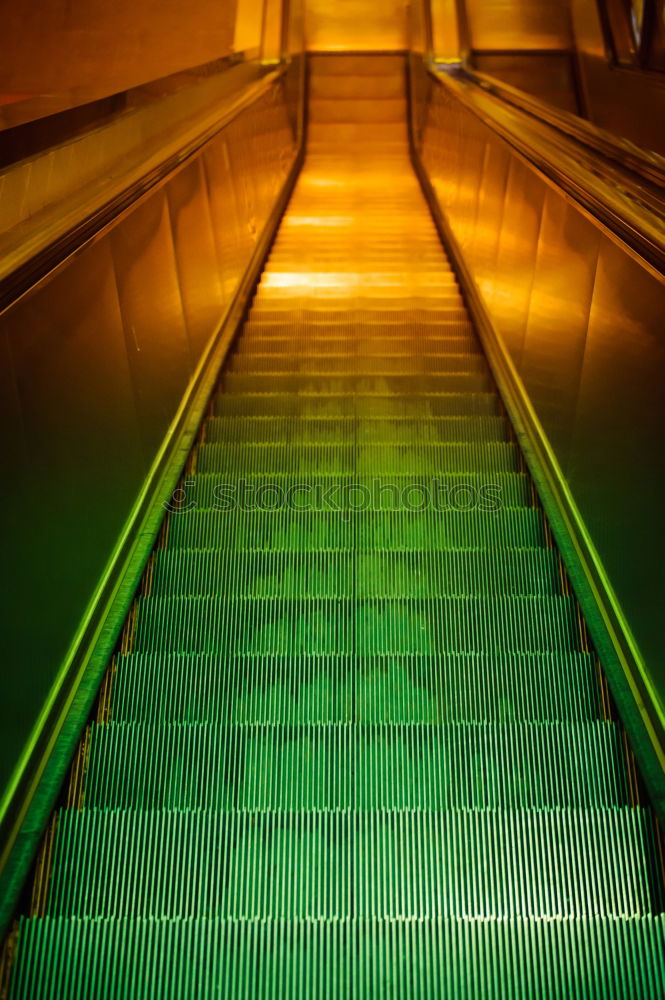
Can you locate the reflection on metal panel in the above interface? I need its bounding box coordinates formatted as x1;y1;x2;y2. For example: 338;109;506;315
414;60;665;734
521;192;600;465
0;71;299;794
464;0;573;50
492;158;546;366
166;158;225;361
305;0;408;51
110;190;191;460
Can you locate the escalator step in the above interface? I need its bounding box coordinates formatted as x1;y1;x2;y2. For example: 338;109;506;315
10;916;665;1000
218;373;492;394
234;335;481;353
211;392;501;417
83;721;629;809
226;354;487;374
178;472;532;509
241;319;475;335
150;549;562;598
110;652;602;725
204;416;508;444
196;441;520;475
246;308;472;323
166;509;546;551
132;595;581;655
45;807;662;918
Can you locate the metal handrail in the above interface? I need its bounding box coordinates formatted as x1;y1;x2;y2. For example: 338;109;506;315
425;62;665;275
0;63;289;313
459;66;665;189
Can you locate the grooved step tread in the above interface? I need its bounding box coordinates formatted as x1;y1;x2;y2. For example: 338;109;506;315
211;393;501;417
235;336;480;353
46;808;662;919
226;355;485;375
218;373;492;394
84;721;629;810
172;472;533;509
10;916;665;1000
205;416;508;444
150;549;561;597
196;441;520;476
132;595;581;655
166;508;546;551
110;652;603;725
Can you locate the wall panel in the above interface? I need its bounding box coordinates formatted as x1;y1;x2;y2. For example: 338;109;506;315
2;239;143;791
305;0;407;51
570;0;665;155
0;73;298;799
465;0;573;50
0;0;239;124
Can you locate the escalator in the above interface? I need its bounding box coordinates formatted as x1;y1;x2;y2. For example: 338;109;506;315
5;53;665;997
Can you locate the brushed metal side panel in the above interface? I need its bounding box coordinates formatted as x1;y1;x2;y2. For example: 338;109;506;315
465;0;573;50
0;238;143;792
110;189;192;461
166;158;226;363
566;240;665;694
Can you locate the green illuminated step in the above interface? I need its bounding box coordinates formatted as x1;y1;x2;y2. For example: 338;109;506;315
211;392;501;418
218;373;491;394
173;472;532;509
83;721;629;810
11;916;665;1000
166;509;546;552
110;653;602;725
45;808;662;918
150;549;561;598
204;416;508;444
196;441;519;475
132;595;580;655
